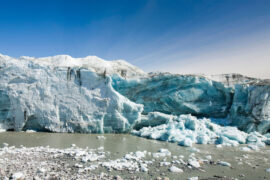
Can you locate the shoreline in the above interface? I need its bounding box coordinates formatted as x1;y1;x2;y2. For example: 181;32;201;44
0;133;270;180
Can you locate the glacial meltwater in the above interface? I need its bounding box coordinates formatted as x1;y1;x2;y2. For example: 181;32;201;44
0;132;270;180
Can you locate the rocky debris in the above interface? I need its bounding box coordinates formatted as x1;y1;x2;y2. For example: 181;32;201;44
0;142;269;180
0;145;181;179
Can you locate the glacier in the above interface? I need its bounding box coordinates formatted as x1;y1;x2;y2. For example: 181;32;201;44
0;53;270;146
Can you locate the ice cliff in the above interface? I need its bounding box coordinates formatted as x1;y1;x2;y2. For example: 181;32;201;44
230;82;270;134
113;73;270;134
0;54;270;137
0;54;143;133
112;73;233;118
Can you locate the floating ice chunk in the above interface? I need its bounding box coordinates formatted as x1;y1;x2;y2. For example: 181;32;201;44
246;132;266;147
189;153;195;158
179;138;193;147
218;161;231;167
124;151;146;160
205;155;212;160
169;166;183;173
87;164;98;171
240;147;252;152
140;164;148;172
189;147;200;153
179;155;184;159
160;162;171;166
0;129;6;133
26;130;36;133
135;151;146;159
266;168;270;173
101;159;139;171
12;172;24;180
153;153;165;158
247;144;260;151
153;149;171;158
37;167;46;173
188;159;200;168
74;163;83;168
97;136;106;140
98;146;104;151
158;149;171;156
188;177;198;180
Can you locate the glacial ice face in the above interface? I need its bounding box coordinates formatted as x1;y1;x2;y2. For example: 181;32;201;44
0;55;143;133
230;84;270;134
112;74;233;118
1;53;270;135
113;73;270;134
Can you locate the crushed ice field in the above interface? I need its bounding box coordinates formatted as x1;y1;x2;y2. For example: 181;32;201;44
132;114;270;148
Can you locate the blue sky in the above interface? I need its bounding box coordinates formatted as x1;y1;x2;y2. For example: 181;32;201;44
0;0;270;78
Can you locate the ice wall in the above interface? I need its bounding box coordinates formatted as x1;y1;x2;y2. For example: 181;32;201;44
112;74;233;118
0;54;270;134
0;55;143;132
112;74;270;134
230;83;270;134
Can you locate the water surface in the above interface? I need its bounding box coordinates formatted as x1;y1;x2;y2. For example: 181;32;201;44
0;132;270;180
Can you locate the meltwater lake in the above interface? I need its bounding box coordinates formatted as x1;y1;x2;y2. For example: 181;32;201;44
0;132;270;180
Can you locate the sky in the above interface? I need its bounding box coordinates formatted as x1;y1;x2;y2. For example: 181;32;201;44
0;0;270;78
